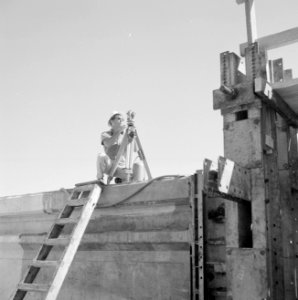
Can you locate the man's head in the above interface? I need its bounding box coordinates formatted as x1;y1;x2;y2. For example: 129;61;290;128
108;111;125;129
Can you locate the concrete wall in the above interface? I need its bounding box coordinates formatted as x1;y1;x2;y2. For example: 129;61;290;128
0;177;192;300
0;190;69;300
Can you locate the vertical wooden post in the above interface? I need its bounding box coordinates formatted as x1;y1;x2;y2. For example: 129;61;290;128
261;106;285;299
277;117;298;299
245;0;258;44
236;0;258;44
290;127;298;298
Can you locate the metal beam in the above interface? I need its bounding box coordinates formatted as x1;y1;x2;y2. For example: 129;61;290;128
203;157;251;202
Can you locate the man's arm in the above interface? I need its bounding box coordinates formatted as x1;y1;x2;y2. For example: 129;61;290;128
102;125;126;148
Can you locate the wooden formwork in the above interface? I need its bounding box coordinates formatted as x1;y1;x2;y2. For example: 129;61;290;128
213;37;298;299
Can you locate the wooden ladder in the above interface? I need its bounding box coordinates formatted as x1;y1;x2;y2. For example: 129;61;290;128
10;183;102;300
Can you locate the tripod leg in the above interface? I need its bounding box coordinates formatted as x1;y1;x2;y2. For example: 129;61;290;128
124;138;135;183
135;133;152;180
107;134;129;184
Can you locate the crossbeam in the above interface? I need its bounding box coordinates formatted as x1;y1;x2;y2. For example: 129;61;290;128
240;27;298;56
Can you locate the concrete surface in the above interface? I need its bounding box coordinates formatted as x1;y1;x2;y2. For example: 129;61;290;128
0;177;192;299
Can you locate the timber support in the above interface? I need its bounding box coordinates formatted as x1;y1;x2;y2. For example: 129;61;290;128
211;8;298;297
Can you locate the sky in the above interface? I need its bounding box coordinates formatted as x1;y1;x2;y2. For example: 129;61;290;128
1;0;298;196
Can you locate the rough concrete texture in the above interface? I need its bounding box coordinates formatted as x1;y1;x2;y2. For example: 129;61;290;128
0;177;192;299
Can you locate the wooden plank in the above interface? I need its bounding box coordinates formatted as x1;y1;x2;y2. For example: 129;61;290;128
273;78;298;95
55;218;78;225
261;105;285;299
67;199;87;206
98;177;189;207
279;170;296;299
244;0;257;44
254;77;298;127
31;260;59;268
226;248;267;299
204;196;227;295
20;234;190;252
17;283;50;293
272;78;298;115
236;0;258;44
223;107;263;168
76;231;190;244
217;156;251;201
20;205;192;246
291;189;298;297
44;184;102;300
44;237;70;246
240;27;298;55
250;168;267;248
277;121;298;299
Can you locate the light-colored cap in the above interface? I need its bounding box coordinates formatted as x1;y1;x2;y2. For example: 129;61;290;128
108;111;124;126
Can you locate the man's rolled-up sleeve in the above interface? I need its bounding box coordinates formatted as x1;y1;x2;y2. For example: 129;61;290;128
101;131;111;145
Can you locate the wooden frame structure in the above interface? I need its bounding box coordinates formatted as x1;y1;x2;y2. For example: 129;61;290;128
210;2;298;298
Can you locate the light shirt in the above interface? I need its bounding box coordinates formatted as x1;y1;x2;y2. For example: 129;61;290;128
101;130;126;167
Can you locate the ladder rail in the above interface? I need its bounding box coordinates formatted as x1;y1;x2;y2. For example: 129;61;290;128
45;184;101;300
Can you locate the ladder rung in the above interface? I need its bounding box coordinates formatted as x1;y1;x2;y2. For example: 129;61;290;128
17;283;50;293
55;218;79;225
44;237;70;246
66;199;87;207
31;260;59;268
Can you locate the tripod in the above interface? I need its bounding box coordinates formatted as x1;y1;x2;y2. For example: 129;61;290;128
107;111;152;184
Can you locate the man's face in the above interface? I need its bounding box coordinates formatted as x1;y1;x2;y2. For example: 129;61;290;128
110;114;124;129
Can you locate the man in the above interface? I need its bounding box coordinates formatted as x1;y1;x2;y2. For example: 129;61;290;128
96;111;143;184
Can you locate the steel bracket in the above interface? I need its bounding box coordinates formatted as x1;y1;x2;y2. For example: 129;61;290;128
203;157;251;202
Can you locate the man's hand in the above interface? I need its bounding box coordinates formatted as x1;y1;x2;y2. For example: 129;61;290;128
115;124;126;134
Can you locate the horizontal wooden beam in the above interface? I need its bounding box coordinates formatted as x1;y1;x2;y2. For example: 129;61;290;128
20;231;191;251
240;27;298;55
272;78;298;114
23;231;190;245
98;176;190;207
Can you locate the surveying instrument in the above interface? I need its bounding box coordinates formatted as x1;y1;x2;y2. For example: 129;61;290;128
107;110;152;184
